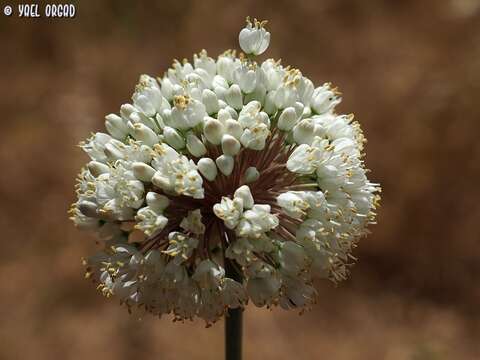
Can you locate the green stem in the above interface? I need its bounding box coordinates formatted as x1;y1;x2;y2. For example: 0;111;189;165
225;259;243;360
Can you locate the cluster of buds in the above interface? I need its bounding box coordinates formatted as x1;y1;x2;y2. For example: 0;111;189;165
70;18;381;324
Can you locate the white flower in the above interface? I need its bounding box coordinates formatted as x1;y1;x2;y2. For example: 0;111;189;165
279;241;309;276
233;63;263;93
192;259;224;288
223;278;247;309
180;209;206;235
80;132;112;163
234;185;254;209
225;237;255;266
216;51;239;83
132;75;170;117
135;206;168;236
274;69;303;109
277;191;310;219
151;144;204;199
236;204;279;238
213;196;244;229
278;275;316;309
311;83;341;115
95;162;144;218
225;84;243;110
163;232;199;265
286;144;321;174
246;261;281;307
170;95;207;130
239;17;270;56
71;17;381;323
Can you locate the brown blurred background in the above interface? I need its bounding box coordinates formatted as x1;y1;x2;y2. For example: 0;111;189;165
1;0;479;359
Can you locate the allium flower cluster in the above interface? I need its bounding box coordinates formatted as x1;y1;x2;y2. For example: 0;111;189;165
70;18;381;324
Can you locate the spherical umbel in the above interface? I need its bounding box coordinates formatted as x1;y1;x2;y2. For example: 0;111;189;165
70;17;381;325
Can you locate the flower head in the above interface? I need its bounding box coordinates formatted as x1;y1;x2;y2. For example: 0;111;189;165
70;17;381;325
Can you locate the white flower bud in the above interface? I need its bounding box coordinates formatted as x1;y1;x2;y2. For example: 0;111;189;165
186;133;207;157
225;119;243;140
194;50;216;78
217;108;231;123
78;200;98;218
146;192;169;212
202;89;220;115
105;114;128;139
293;118;315;145
217;55;236;83
104;139;126;160
212;74;229;89
129;122;159;147
132;162;156;182
214;86;227;101
155;113;166;129
161;108;172;124
203;117;225;145
151;171;174;192
218;99;228;109
163;126;185;149
302;106;312;119
239;18;270;56
277;107;298;131
120;103;136;121
263;90;277;115
225;106;239;120
225;84;243;110
87;161;110;177
221;134;241;156
244;166;260;183
216;155;234;176
160;77;174;101
197;157;218;181
234;185;254;209
293;102;305;118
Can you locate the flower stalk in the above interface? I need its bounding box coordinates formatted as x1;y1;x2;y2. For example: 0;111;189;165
225;256;243;360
